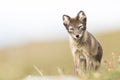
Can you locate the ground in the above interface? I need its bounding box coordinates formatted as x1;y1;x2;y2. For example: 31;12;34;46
0;30;120;80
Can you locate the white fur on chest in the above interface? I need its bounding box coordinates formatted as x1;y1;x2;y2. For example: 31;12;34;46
69;35;83;56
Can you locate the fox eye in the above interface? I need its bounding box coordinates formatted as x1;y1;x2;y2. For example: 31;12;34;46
78;25;84;30
78;26;82;29
69;26;74;32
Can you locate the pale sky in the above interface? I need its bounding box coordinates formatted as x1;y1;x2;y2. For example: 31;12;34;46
0;0;120;47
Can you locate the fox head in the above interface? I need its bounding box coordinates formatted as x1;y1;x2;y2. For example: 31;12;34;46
62;11;87;40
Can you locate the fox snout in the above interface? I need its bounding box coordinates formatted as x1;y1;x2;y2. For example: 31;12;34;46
73;31;83;40
74;34;81;40
75;34;82;39
76;35;79;38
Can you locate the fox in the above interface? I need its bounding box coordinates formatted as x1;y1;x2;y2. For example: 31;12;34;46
62;11;103;74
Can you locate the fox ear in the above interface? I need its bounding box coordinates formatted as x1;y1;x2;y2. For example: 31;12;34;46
77;11;87;25
62;15;70;27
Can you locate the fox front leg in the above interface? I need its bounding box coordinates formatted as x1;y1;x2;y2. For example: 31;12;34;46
82;52;91;70
86;56;91;70
73;53;80;75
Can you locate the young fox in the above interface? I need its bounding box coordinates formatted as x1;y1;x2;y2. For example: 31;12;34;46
62;11;103;74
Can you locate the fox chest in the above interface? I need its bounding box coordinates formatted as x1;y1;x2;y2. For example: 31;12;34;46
71;45;88;55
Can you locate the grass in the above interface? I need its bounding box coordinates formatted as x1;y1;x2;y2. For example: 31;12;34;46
0;30;120;80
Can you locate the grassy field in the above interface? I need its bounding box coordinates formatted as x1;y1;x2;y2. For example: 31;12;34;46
0;30;120;80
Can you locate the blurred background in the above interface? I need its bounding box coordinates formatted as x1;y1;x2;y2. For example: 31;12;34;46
0;0;120;80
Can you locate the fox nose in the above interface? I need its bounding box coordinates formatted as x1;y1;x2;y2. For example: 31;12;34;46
76;35;79;38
